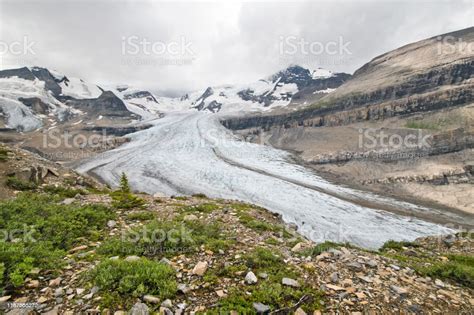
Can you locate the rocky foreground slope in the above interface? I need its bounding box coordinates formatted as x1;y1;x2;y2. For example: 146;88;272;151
0;144;473;314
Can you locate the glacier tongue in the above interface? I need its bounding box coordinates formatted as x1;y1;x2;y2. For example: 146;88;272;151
76;112;454;249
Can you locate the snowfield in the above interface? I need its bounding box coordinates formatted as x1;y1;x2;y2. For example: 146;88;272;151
76;112;455;249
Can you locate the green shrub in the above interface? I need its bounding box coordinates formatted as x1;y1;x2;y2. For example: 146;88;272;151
380;240;419;252
6;176;37;190
299;241;344;257
405;121;439;130
126;211;155;221
110;173;145;209
0;147;9;162
238;213;275;232
88;258;176;308
244;247;284;270
43;185;86;198
192;193;207;199
418;255;474;288
181;203;219;213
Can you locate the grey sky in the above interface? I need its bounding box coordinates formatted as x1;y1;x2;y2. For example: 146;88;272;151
0;0;472;95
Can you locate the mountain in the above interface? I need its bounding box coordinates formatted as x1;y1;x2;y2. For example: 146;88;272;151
0;67;139;132
186;65;351;113
221;27;474;214
224;27;474;129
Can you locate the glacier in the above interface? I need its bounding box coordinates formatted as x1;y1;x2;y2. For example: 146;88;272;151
76;112;456;249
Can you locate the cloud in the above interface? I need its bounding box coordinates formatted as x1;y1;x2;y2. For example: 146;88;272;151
0;0;472;95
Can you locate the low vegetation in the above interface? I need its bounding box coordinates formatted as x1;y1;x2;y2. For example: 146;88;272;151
380;240;473;289
88;258;176;308
0;192;114;291
5;176;38;191
97;217;231;258
217;247;322;313
110;173;145;209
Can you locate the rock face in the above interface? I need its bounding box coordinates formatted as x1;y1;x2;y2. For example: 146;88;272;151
66;91;136;118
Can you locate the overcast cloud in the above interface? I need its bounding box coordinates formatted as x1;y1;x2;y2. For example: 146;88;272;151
0;0;472;95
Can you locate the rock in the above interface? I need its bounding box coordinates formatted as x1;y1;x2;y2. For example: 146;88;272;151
130;302;149;315
13;297;27;304
90;286;99;295
69;245;88;253
216;290;227;297
282;277;300;287
330;272;338;283
291;242;303;252
27;279;40;288
346;262;363;271
294;308;307;315
253;302;270;314
48;277;62;287
245;271;258;284
183;214;198;221
0;295;11;302
178;283;191;294
159;257;172;265
143;295;160;304
107;220;117;228
76;288;85;295
42;306;60;315
326;284;345;291
159;307;173;315
192;261;208;276
365;260;378;268
37;296;49;304
125;255;141;262
434;279;445;288
328;248;343;257
54;288;64;297
390;285;409;296
153;192;166;198
161;299;173;308
83;292;94;300
258;272;268;279
60;198;75;205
